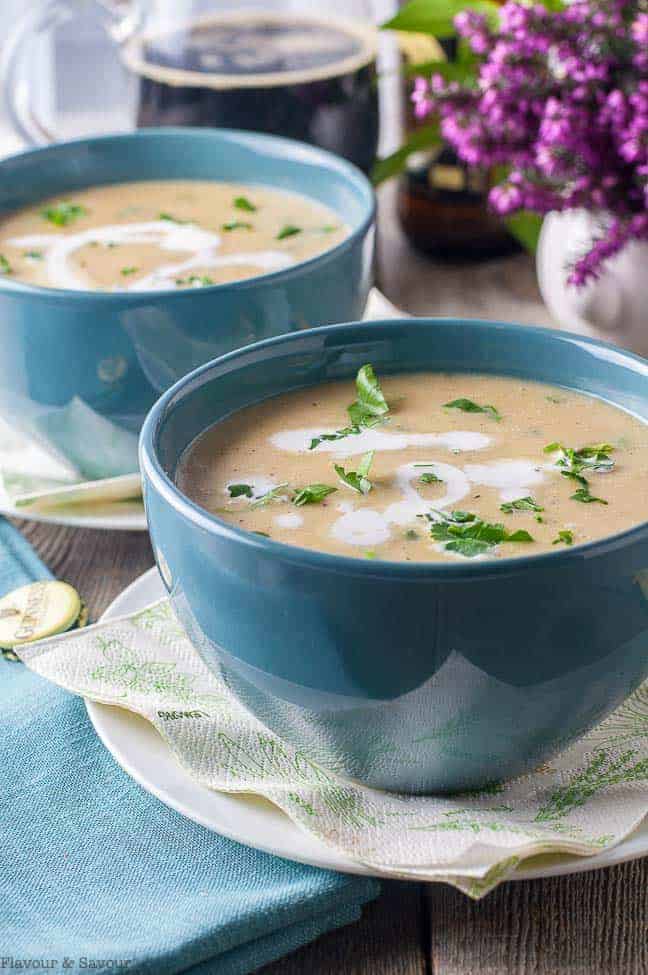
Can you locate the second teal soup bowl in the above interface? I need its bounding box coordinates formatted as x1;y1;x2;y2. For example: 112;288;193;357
140;319;648;794
0;128;374;474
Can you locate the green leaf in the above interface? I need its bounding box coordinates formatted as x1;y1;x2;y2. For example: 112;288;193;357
158;212;186;223
371;124;440;185
41;202;87;227
335;451;375;495
276;225;302;240
500;496;544;513
505;211;543;254
228;483;253;499
351;364;390;419
23;250;42;260
250;483;289;508
175;275;215;287
426;509;533;557
403;57;477;82
444;398;502;421
120;266;138;276
222;221;253;231
553;529;574;546
0;255;12;274
292;484;338;506
570;487;608;505
309;425;362;451
381;0;500;37
420;472;443;484
233;196;257;212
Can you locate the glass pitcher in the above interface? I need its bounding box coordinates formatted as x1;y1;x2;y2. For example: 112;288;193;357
2;0;390;173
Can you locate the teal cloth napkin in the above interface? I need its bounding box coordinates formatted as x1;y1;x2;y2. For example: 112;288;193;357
0;520;378;974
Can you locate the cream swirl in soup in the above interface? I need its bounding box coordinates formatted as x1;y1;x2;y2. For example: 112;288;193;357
0;181;348;292
176;367;648;562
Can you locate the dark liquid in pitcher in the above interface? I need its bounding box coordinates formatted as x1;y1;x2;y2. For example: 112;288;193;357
123;13;379;174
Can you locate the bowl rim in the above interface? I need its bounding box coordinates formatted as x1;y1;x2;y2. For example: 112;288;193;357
0;127;375;303
140;317;648;579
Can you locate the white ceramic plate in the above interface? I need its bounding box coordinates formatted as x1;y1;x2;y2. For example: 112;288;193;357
0;484;147;531
87;568;648;883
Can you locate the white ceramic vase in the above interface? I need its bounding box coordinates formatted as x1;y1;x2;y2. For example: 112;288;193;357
537;209;648;358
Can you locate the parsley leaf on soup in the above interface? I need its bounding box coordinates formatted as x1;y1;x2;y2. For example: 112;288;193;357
545;441;615;504
335;451;375;495
250;484;289;508
420;472;443;484
292;484;337;506
500;496;544;513
424;509;533;558
276;225;301;240
228;484;253;499
310;365;390;450
222;221;253;231
553;529;574;546
0;255;12;274
444;398;502;421
349;364;390;424
233;196;257;212
570;487;608;505
41;202;87;227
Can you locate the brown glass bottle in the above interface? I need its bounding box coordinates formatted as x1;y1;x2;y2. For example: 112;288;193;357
397;43;518;260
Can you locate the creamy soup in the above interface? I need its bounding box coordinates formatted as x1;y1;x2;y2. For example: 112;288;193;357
0;181;347;292
176;367;648;562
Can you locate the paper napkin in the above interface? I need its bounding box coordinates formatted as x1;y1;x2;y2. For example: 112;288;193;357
19;595;648;898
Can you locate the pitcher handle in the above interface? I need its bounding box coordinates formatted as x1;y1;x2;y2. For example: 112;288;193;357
1;0;143;146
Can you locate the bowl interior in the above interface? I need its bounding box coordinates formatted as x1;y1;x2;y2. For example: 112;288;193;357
0;128;373;233
151;318;648;483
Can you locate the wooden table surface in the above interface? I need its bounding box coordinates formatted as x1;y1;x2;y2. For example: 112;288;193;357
15;186;648;974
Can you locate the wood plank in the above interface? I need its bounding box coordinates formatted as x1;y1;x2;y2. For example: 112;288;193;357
16;519;153;617
426;861;648;974
262;883;427;975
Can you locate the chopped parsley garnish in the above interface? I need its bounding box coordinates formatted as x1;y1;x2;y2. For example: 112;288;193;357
545;441;615;504
335;451;374;495
175;275;215;287
320;225;338;232
309;425;363;451
500;496;544;513
222;221;253;231
158;212;186;223
553;529;574;546
0;255;12;274
544;441;615;472
120;266;138;276
41;202;87;226
228;483;253;499
364;550;377;559
424;509;533;558
444;398;502;422
405;529;418;540
420;472;443;484
276;225;302;240
233;196;257;212
546;395;564;404
253;530;270;538
293;484;337;506
250;483;289;508
23;250;42;260
570;487;608;505
348;364;390;426
310;364;390;450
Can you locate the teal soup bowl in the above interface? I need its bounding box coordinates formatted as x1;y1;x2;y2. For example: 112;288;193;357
0;129;374;476
140;320;648;794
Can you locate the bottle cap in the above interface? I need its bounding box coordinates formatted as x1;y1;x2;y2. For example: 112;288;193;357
0;581;83;649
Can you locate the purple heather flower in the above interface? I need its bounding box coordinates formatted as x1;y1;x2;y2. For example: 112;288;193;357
411;0;648;284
